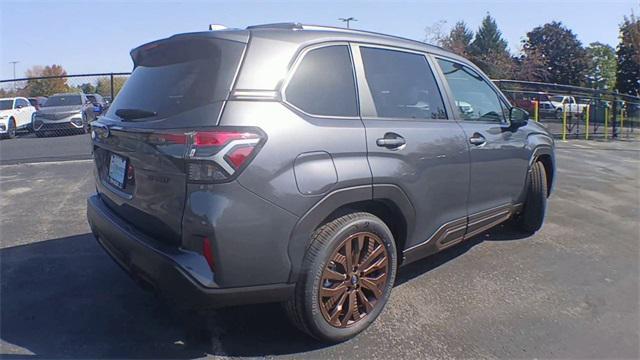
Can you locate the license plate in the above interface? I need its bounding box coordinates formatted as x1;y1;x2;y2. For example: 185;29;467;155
108;154;127;189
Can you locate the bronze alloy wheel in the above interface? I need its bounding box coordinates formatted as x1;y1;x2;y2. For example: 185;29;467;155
318;231;389;328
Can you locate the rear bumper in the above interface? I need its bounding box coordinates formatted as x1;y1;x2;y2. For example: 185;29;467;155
87;194;294;308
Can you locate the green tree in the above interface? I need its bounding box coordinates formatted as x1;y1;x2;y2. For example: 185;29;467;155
24;65;70;96
95;76;127;99
585;42;617;90
615;15;640;96
521;21;589;85
441;21;474;57
468;14;514;78
78;82;97;94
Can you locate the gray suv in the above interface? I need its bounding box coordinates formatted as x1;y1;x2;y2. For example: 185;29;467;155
33;93;95;136
87;23;555;342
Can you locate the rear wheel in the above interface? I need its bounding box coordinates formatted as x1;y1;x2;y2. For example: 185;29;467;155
285;212;397;343
517;161;548;233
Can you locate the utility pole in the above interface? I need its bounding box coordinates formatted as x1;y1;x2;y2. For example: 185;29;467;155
338;17;357;29
9;61;19;92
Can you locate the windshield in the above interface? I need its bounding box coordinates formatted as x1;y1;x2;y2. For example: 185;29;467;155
107;37;245;121
0;100;12;110
43;95;82;107
549;96;564;103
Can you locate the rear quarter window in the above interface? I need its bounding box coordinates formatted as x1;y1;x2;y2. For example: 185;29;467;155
284;45;358;117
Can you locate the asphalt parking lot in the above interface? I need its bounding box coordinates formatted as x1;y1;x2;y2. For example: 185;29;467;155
0;137;638;358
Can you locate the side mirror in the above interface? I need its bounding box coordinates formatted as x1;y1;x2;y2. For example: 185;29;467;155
509;107;529;127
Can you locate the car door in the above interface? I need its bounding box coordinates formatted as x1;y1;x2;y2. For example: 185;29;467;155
352;44;470;252
14;98;31;128
433;57;529;233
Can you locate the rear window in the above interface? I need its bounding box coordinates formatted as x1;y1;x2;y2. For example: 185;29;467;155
44;95;82;107
107;37;245;120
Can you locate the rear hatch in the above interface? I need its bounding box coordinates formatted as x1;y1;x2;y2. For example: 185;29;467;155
92;32;248;244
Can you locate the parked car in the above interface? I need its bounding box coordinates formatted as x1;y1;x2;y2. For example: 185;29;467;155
87;23;555;342
86;93;108;115
0;97;36;139
538;100;558;119
28;96;47;111
32;93;96;137
549;95;588;118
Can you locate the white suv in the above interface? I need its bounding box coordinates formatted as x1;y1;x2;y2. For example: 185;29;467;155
0;97;36;139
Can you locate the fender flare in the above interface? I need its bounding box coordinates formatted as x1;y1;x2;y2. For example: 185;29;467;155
286;184;415;282
526;144;555;198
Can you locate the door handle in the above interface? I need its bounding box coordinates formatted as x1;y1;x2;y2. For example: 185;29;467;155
376;133;406;149
469;133;486;146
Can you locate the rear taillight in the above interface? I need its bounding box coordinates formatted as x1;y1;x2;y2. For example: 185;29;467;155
185;129;264;183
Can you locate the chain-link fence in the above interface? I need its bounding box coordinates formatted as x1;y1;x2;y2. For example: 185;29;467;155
0;73;638;141
494;80;640;140
0;73;130;137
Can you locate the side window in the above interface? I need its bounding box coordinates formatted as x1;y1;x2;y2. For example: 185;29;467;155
16;99;29;108
437;59;506;122
360;47;447;120
285;45;357;117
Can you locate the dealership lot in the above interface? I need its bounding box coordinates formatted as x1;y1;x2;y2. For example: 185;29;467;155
0;138;638;358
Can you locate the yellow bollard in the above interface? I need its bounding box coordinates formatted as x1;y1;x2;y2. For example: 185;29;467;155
620;109;625;138
585;105;590;140
534;100;539;122
605;107;609;140
562;104;567;141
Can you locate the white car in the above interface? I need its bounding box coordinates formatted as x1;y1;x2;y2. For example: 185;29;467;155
0;97;36;139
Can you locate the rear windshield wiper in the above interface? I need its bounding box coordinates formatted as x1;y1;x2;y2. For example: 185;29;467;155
115;108;157;121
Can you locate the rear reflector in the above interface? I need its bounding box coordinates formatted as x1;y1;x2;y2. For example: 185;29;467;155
202;237;215;271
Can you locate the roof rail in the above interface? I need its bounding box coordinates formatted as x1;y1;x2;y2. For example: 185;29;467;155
246;22;444;51
246;23;303;30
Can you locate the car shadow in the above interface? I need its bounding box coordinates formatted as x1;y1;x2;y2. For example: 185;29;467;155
0;223;532;358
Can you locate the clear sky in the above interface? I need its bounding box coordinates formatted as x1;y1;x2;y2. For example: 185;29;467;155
0;0;638;79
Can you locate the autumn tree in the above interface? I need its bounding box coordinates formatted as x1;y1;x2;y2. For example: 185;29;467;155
24;65;70;96
424;20;447;45
521;22;589;85
440;21;474;57
615;14;640;96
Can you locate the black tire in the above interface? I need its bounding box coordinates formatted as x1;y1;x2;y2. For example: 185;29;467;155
285;212;398;343
517;161;548;233
555;108;562;120
6;118;16;139
35;130;46;138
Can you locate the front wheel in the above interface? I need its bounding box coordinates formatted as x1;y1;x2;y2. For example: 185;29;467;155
555;108;562;120
516;161;548;233
4;119;16;139
285;212;397;343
